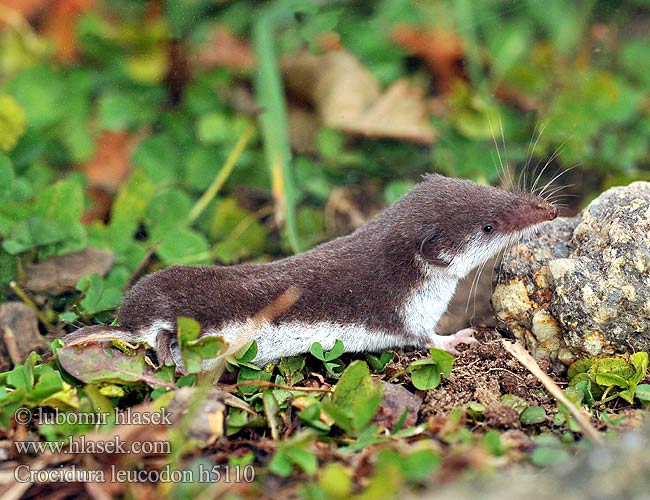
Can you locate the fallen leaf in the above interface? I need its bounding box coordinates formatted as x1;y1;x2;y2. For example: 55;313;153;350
57;341;165;387
340;79;436;143
80;130;141;193
282;50;435;144
192;24;254;70
165;386;241;444
0;303;46;371
287;105;320;154
25;247;114;294
392;26;466;95
41;0;94;63
82;186;113;224
0;0;48;23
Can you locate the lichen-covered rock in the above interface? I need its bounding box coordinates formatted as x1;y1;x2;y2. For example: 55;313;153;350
492;182;650;369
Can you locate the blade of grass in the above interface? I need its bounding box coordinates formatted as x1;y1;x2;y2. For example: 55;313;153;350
187;123;255;225
252;4;302;253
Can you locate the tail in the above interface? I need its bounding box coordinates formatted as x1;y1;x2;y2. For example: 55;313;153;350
61;325;143;348
61;324;181;372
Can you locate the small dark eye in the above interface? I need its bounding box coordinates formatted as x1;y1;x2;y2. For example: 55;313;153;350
483;224;493;234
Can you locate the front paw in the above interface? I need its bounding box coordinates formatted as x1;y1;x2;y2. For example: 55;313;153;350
426;328;478;355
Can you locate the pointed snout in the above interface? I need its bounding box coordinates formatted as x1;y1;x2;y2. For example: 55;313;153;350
535;202;558;220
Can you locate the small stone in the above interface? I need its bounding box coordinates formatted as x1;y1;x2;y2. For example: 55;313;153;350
493;182;650;369
375;381;423;430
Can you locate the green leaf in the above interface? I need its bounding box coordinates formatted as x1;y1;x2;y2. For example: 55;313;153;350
156;227;210;264
33;175;84;225
3;217;63;254
567;358;594;381
318;462;352;498
27;366;63;403
237;366;271;395
530;446;570;467
207;197;267;264
6;65;64;131
236;341;258;364
398;449;441;480
407;349;455;390
428;348;455;378
324;359;345;377
519;406;547;425
384;180;415;205
196;111;232;144
410;364;442;390
146;189;192;240
635;384;650;402
269;449;293;477
77;274;122;315
309;342;326;361
97;88;163;130
298;401;330;432
482;430;502;456
629;352;649;385
277;356;305;385
324;360;383;433
501;394;529;414
594;373;629;389
0;94;26;151
365;351;394;373
177;316;201;342
132;135;180;185
325;339;344;361
176;317;225;373
269;431;317;476
284;444;318;475
109;169;155;249
0;154;15;200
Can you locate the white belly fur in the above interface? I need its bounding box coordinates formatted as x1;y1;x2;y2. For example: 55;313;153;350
401;256;459;339
137;258;459;367
206;321;406;366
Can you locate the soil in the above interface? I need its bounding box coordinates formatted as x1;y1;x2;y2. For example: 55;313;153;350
419;329;558;422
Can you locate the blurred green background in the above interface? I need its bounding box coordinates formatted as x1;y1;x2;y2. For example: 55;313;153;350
0;0;649;323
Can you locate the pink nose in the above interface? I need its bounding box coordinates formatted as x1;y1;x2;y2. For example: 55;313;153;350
548;206;558;220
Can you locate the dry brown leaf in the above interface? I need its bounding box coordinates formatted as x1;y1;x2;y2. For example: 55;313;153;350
287;105;320;154
340;79;436;143
192;24;254;70
82;186;113;224
392;26;466;95
0;0;48;22
25;247;115;294
80;130;139;192
0;303;46;371
282;50;434;144
41;0;94;63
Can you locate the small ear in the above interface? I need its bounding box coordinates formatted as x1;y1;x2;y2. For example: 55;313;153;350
419;225;449;267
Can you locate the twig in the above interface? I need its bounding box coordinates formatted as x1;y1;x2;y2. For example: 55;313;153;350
500;339;603;445
2;327;21;365
187;123;255;224
9;281;53;331
123;242;159;292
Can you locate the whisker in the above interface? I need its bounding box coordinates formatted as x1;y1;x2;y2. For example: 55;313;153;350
489;116;507;188
538;165;580;199
523;119;549;192
531;134;574;194
498;115;514;190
